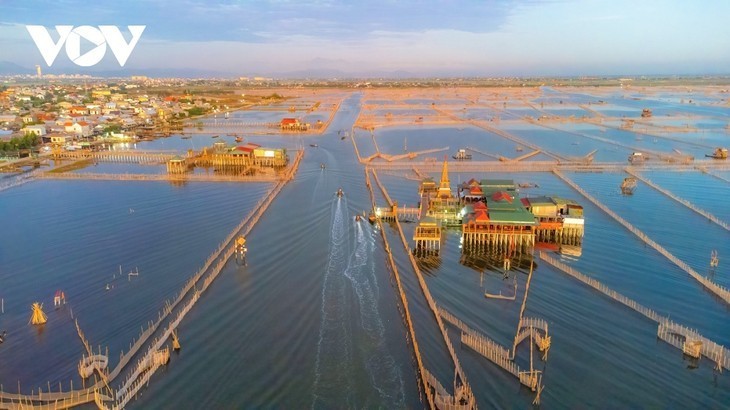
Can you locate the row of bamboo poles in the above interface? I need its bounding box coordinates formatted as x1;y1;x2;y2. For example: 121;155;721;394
625;167;730;232
363;168;435;409
0;151;303;409
539;252;730;371
370;169;476;408
108;150;302;408
38;171;281;183
553;170;730;305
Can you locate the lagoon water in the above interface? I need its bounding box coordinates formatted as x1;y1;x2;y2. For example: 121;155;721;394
1;90;729;408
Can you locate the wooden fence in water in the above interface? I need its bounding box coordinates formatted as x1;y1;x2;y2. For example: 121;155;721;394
625;167;730;232
553;170;730;305
0;152;303;409
370;169;476;408
539;252;730;371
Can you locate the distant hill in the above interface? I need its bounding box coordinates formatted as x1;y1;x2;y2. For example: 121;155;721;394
0;61;31;75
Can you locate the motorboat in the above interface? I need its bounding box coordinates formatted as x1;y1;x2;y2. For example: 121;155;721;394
355;215;361;222
320;163;326;169
336;188;343;197
310;143;318;147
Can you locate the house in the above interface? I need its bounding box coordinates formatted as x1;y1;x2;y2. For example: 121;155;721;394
64;121;92;136
70;106;88;115
23;125;46;136
50;134;70;144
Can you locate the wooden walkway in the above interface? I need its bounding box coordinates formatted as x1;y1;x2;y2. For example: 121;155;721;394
539;252;730;371
369;169;476;408
553;170;730;305
0;151;304;410
625;167;730;232
37;172;282;183
56;151;176;164
363;169;435;409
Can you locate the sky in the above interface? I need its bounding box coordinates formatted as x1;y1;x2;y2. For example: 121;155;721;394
1;0;729;77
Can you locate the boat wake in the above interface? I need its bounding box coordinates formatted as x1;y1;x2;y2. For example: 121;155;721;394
312;197;354;407
344;222;405;406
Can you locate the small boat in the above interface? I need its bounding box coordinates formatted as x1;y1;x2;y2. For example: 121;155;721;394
340;136;346;140
212;135;219;139
355;215;361;222
452;149;472;160
705;147;728;159
235;136;243;143
0;330;6;344
53;290;66;308
310;143;318;147
336;188;343;198
181;136;192;140
105;283;110;291
320;163;326;169
628;152;646;164
368;213;377;223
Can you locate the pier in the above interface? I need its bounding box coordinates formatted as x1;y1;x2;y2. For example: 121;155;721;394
363;169;435;409
0;149;303;409
369;168;476;408
553;170;730;305
539;252;730;371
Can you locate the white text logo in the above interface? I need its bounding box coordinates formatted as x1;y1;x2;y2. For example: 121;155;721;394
26;25;146;67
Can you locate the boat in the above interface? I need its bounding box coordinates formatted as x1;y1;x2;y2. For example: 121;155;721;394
181;136;192;140
53;290;66;308
368;212;377;224
336;188;343;198
628;152;646;164
355;215;361;222
516;145;524;152
310;143;318;147
105;283;110;291
340;136;346;140
452;149;472;160
212;135;219;139
235;136;243;143
705;147;728;159
320;163;326;169
0;330;6;344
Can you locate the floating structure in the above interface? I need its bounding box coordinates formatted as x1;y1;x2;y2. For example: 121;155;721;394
452;148;472;160
628;152;647;164
29;302;47;325
522;196;584;246
336;187;343;198
280;117;310;131
53;290;66;308
706;147;728;159
641;108;653;118
414;159;584;251
235;235;247;264
621;177;638;195
413;217;442;255
320;163;325;170
711;250;719;268
419;159;461;225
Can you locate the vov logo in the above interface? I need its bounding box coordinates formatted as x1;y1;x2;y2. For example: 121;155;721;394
26;25;146;67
